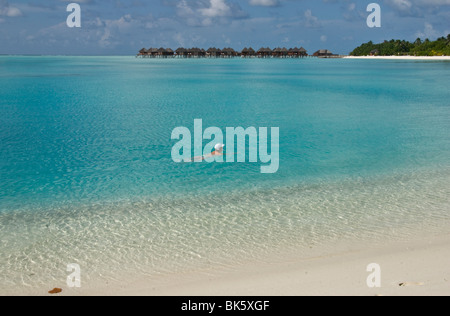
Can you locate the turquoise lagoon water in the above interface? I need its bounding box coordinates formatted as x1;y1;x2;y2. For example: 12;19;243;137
1;56;450;292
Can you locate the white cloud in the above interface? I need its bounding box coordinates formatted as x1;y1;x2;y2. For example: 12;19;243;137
176;0;247;26
414;0;450;4
384;0;450;16
388;0;413;12
249;0;280;6
6;6;21;17
386;0;450;7
199;0;232;17
304;10;321;28
177;0;195;18
0;1;22;17
416;22;440;39
99;28;112;48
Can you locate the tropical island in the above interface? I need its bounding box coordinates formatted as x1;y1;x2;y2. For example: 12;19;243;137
350;35;450;56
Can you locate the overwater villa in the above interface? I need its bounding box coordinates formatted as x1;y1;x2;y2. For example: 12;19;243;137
312;49;341;58
137;47;310;58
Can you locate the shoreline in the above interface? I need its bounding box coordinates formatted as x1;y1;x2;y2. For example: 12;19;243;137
345;56;450;60
52;231;450;296
2;167;450;296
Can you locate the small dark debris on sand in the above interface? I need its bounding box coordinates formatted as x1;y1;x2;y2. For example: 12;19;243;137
48;288;63;294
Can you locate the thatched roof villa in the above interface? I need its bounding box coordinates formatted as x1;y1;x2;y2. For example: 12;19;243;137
138;48;148;56
290;47;308;57
206;47;222;57
137;46;315;58
313;49;341;58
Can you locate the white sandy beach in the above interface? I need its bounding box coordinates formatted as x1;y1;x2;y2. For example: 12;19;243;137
55;232;450;296
345;56;450;61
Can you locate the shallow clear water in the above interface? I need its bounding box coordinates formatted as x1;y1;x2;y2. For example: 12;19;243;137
1;56;450;292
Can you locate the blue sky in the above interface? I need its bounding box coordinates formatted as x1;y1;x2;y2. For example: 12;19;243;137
1;0;449;55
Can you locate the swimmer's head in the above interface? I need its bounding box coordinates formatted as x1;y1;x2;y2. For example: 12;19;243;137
215;143;225;152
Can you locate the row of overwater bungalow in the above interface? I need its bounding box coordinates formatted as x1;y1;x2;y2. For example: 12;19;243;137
137;47;318;58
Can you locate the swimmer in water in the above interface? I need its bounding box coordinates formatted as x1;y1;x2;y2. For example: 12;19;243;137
211;143;225;157
191;143;226;161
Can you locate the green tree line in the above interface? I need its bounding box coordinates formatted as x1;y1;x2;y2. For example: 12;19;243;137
350;35;450;56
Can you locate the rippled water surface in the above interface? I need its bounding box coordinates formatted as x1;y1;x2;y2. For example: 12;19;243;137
1;57;449;293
